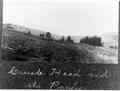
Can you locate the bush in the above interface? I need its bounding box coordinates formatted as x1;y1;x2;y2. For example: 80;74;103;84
45;32;51;39
80;36;102;46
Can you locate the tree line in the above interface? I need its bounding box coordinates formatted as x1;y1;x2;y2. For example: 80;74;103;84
28;30;74;44
27;30;103;46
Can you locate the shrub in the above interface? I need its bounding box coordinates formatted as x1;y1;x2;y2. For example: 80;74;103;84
45;32;51;39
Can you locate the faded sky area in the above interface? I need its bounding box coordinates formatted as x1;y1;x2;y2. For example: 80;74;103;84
3;0;118;36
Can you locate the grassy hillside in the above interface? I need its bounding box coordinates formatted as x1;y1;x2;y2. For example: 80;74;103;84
2;26;96;63
2;24;118;64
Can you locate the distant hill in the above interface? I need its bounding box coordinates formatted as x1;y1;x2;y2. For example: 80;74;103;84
3;23;62;40
3;23;45;35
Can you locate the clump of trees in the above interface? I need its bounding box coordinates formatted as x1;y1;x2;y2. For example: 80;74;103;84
39;33;44;37
59;36;65;43
80;36;103;46
66;36;74;44
59;35;74;44
39;32;53;41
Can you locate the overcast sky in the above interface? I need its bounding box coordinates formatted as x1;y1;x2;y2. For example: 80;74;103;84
3;0;119;36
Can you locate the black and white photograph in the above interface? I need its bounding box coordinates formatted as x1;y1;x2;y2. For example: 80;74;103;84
0;0;120;89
